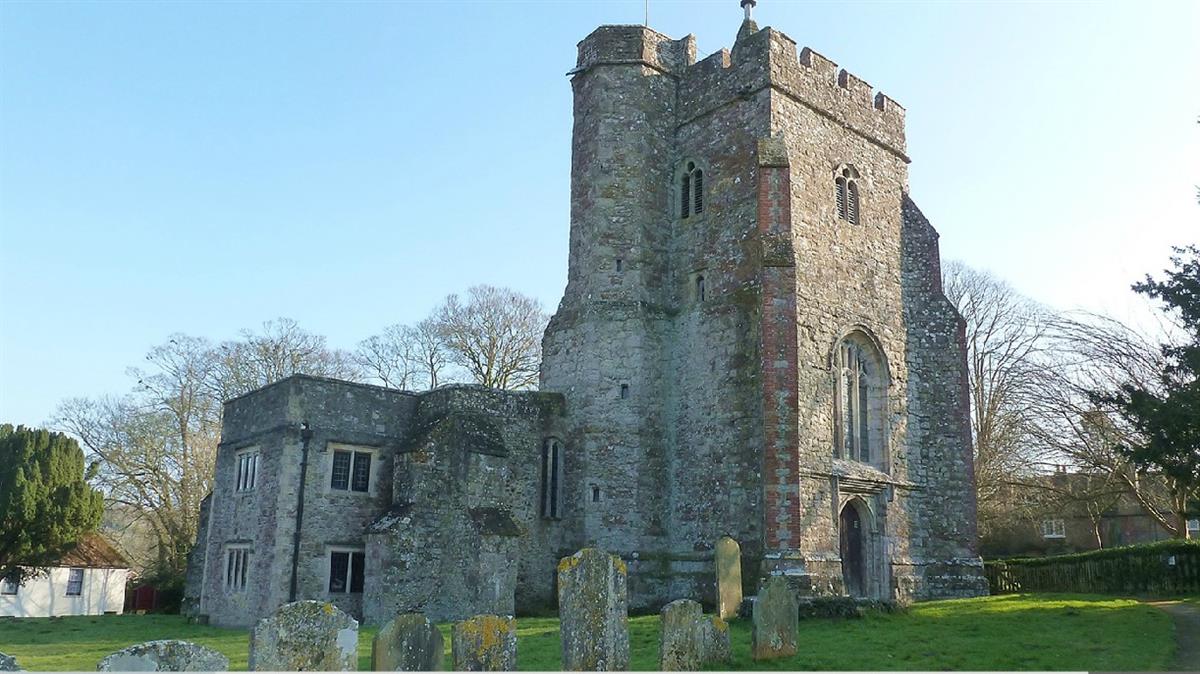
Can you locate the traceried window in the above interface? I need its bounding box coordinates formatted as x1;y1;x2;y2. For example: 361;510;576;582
680;161;704;218
1041;519;1066;539
225;546;250;592
65;568;83;596
328;549;365;594
540;439;563;519
235;449;259;492
331;449;371;493
833;333;885;467
835;165;861;224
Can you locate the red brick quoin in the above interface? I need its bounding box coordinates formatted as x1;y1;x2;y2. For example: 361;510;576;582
757;140;800;551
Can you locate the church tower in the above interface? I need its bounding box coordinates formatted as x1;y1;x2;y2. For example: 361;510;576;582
541;4;987;607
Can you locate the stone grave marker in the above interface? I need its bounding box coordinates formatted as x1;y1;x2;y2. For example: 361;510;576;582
659;599;702;671
751;575;798;660
97;640;229;672
0;652;20;671
557;547;630;671
450;615;516;671
714;536;743;620
248;600;358;671
372;613;444;671
696;615;731;665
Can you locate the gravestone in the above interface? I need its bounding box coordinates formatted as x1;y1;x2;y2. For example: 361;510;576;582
372;613;444;671
450;615;516;671
248;600;358;671
97;640;229;672
714;537;743;620
659;599;702;671
0;652;20;671
751;575;798;660
696;615;732;665
557;548;630;671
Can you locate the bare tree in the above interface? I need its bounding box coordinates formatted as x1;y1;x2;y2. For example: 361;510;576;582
56;335;222;578
433;285;547;390
209;318;364;401
357;324;418;390
941;261;1050;537
55;319;363;580
356;319;452;391
1026;312;1192;537
411;318;451;389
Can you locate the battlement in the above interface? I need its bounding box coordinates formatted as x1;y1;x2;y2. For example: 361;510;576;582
677;26;906;157
574;25;696;76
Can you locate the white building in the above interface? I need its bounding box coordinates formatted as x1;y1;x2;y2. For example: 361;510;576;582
0;534;129;618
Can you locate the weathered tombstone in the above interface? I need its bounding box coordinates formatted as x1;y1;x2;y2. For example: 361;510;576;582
696;615;732;665
557;547;630;671
751;575;798;660
450;615;516;671
97;640;229;672
659;599;702;671
714;536;743;620
372;613;444;671
0;652;20;672
248;600;358;671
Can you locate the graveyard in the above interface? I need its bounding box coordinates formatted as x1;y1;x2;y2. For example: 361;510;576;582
0;593;1175;671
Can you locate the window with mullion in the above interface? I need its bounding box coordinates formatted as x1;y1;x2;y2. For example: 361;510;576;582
351;452;371;492
331;451;352;490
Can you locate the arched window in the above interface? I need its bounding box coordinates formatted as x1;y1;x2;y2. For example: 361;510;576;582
540;439;563;519
835;165;861;224
834;333;885;466
695;275;706;303
681;161;704;218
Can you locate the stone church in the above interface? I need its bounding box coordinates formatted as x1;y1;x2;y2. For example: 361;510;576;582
184;4;988;628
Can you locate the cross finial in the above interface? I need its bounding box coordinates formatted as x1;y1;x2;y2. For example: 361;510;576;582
741;0;756;20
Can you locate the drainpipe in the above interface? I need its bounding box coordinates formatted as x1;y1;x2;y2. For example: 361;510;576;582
289;421;313;602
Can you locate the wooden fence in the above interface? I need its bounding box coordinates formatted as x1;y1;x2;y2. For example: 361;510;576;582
985;541;1200;595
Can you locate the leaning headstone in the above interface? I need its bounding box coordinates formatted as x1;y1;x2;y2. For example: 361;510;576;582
557;547;630;671
0;652;21;672
751;575;798;660
373;613;443;671
659;599;702;671
451;615;516;671
97;640;229;672
248;600;358;671
696;615;732;665
714;536;743;620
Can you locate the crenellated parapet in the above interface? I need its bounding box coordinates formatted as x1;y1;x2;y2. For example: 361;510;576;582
677;26;907;158
573;24;696;77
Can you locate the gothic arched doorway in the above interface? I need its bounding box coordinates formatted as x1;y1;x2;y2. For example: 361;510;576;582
840;503;865;597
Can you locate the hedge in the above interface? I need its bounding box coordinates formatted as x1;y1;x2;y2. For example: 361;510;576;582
985;540;1200;595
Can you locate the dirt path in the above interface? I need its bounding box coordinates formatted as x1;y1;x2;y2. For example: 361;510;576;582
1146;600;1200;671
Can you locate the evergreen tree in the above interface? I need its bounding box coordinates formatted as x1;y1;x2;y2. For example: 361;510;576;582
0;424;104;581
1096;246;1200;536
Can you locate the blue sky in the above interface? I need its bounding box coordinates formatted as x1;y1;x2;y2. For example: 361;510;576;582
1;0;1197;427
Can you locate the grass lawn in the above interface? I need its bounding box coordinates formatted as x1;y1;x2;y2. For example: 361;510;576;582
0;593;1174;671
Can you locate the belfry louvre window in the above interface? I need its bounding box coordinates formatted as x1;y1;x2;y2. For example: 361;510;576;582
540;439;563;519
235;449;258;492
225;547;249;592
835;165;861;224
65;568;84;596
328;550;365;594
331;449;371;492
680;161;704;218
